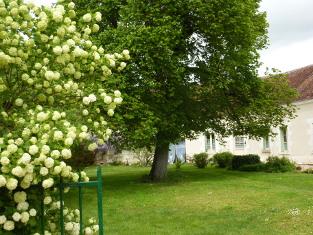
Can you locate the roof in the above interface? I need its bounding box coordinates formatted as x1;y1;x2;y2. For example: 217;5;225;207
287;64;313;101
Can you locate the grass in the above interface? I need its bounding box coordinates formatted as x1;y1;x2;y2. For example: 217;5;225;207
64;165;313;235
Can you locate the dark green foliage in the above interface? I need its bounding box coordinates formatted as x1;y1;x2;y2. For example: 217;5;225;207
175;158;183;169
238;163;266;172
232;154;261;170
193;153;209;168
265;156;296;173
65;144;95;170
110;160;125;166
296;166;302;171
213;152;233;168
303;168;313;174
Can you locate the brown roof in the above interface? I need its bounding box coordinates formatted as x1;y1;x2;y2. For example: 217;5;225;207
287;64;313;101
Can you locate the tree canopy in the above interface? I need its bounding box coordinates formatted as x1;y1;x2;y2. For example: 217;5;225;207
73;0;297;180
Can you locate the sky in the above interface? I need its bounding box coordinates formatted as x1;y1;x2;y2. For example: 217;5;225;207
29;0;313;75
259;0;313;74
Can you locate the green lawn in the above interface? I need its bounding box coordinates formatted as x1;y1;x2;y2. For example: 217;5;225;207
65;165;313;235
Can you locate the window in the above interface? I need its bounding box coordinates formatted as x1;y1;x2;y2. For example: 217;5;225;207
235;136;245;150
280;126;288;152
263;136;270;150
205;133;216;151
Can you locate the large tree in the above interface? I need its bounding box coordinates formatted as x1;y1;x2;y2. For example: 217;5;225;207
73;0;297;181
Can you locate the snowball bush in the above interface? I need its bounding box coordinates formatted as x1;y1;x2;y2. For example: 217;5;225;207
0;0;129;234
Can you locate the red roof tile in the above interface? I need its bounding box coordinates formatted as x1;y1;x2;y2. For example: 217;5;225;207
287;64;313;101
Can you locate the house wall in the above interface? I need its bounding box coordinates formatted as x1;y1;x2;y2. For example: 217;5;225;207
186;99;313;164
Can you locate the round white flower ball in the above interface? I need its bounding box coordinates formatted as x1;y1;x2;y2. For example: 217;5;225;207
95;12;102;22
53;46;63;55
82;97;91;105
82;109;89;116
85;227;93;235
89;94;97;102
30;137;37;144
122;49;130;56
3;220;14;231
20;212;29;223
42;178;54;189
15;98;24;106
88;143;98;151
37;112;48;122
78;132;88;140
52;111;62;120
82;13;92;22
0;215;7;225
41;145;50;154
61;149;72;159
72;173;79;182
17;202;29;211
20;181;31;190
14;191;27;203
23;173;33;183
103;96;112;104
64;137;74;146
92;23;100;32
29;208;37;217
1;150;10;158
29;145;39;155
15;138;24;146
44;157;54;168
44;196;52;205
61;167;71;177
6;178;18;191
40;167;49;176
114;97;123;104
62;44;70;53
0;175;6;187
53;166;62;175
68;2;75;9
51;150;61;159
12;166;26;178
7;144;18;153
54;130;64;140
25;164;34;173
45;71;55;81
0;156;10;165
93;225;99;231
107;109;114;116
12;212;21;222
81;125;88;132
114;90;121;97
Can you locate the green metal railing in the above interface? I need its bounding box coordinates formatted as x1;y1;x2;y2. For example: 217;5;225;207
39;166;104;235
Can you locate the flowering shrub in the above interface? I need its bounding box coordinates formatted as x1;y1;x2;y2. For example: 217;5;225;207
0;0;129;234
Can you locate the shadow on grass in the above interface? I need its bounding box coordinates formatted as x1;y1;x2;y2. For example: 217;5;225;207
77;165;313;198
91;165;250;193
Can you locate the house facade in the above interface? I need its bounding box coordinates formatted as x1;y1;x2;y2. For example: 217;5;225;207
185;65;313;165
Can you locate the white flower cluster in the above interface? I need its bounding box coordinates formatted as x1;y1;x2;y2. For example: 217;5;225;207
0;0;129;234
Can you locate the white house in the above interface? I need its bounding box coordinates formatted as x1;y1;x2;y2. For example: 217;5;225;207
185;65;313;165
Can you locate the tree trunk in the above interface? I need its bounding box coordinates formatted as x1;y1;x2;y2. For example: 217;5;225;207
149;139;169;181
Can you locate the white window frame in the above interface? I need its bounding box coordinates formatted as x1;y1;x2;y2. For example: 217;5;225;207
235;136;245;150
263;136;270;151
280;126;288;152
205;133;216;151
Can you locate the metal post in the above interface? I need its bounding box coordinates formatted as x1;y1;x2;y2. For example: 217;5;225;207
97;166;104;235
59;177;65;235
40;186;45;235
78;172;83;235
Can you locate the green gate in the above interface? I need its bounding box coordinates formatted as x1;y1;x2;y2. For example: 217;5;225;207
39;166;104;235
